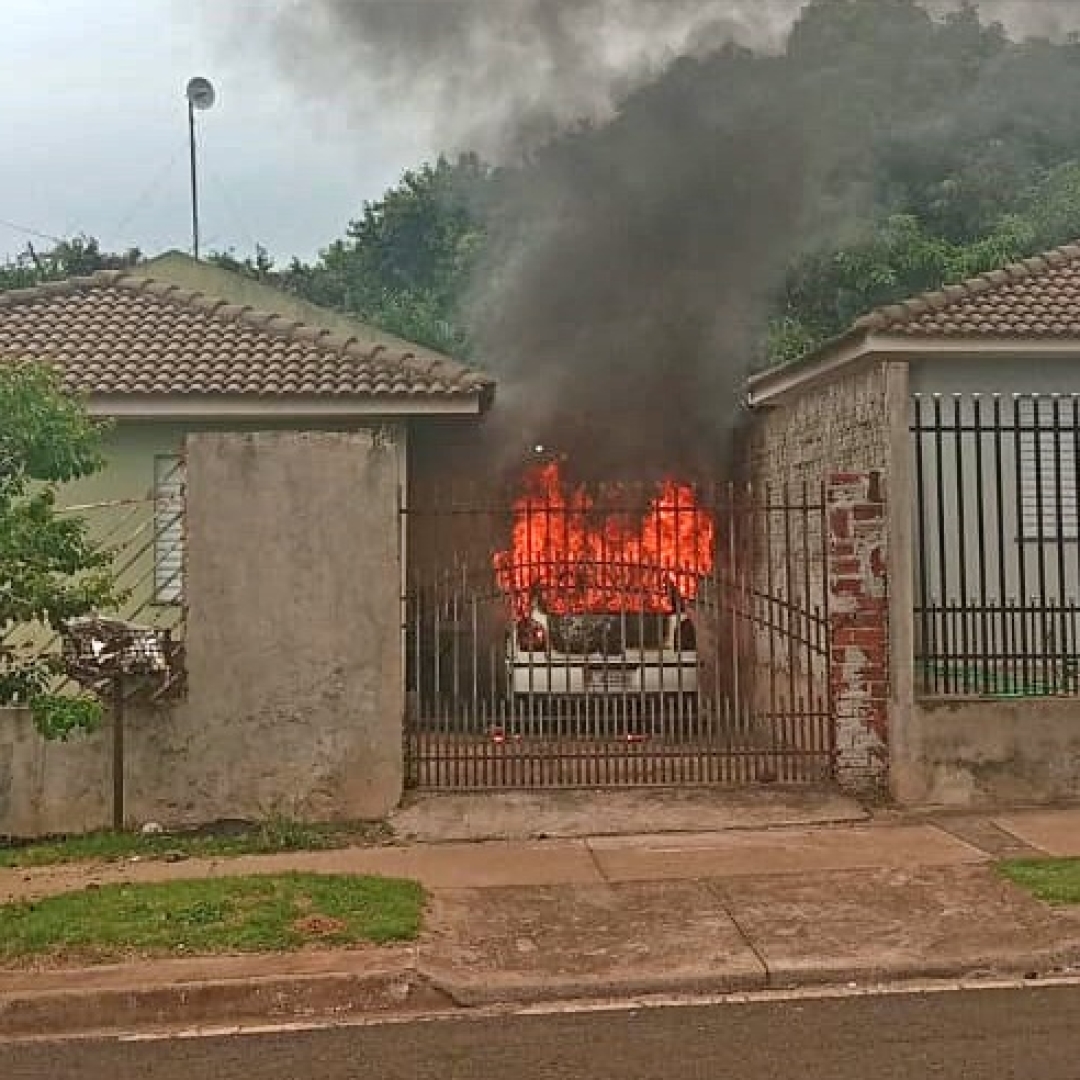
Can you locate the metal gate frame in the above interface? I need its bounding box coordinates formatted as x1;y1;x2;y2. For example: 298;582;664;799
403;477;833;788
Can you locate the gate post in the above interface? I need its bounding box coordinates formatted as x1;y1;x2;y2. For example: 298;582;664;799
826;471;889;793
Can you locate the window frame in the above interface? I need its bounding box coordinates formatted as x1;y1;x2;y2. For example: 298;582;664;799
153;454;186;604
1016;401;1079;543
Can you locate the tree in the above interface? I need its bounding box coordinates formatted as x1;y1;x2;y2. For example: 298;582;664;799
0;235;141;293
210;155;494;359
765;1;1080;365
0;363;119;738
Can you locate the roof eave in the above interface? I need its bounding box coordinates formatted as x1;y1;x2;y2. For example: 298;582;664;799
746;332;1080;408
85;391;491;422
746;327;874;408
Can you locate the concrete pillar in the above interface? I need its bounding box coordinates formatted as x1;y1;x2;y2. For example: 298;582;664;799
181;429;405;821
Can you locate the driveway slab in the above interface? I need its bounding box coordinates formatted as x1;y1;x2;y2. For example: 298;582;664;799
420;881;765;1003
392;787;866;842
994;809;1080;857
718;864;1080;986
587;824;987;882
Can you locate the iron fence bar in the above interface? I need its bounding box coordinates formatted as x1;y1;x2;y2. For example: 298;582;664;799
1012;395;1031;690
913;395;932;693
950;395;971;694
992;395;1008;692
932;395;949;692
1033;398;1050;676
972;395;989;694
1052;396;1068;687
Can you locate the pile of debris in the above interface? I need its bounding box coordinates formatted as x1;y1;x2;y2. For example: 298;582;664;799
62;616;183;699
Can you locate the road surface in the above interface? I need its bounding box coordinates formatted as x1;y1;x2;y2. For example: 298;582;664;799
6;984;1080;1079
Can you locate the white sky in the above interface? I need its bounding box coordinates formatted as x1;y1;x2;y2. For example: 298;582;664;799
0;0;428;264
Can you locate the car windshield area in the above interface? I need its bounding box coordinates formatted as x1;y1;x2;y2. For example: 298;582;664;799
547;612;670;654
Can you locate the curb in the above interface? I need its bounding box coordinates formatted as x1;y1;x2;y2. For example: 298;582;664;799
5;947;1080;1037
0;964;453;1038
760;947;1080;992
421;964;765;1007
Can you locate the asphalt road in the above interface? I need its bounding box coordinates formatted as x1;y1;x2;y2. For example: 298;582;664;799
7;985;1080;1079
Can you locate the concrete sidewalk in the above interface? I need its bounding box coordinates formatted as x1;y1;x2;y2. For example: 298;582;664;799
4;805;1080;1035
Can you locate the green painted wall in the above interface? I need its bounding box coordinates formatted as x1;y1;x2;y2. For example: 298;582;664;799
57;418;395;633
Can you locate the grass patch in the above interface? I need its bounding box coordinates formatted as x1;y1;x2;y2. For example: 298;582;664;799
0;819;390;869
0;873;424;964
999;857;1080;905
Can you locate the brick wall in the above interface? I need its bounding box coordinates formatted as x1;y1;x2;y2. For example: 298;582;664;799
827;471;889;792
748;362;892;794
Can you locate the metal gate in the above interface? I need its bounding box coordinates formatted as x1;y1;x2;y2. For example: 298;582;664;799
404;471;833;788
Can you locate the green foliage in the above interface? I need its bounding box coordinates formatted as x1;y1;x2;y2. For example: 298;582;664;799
0;818;391;868
771;158;1080;364
769;1;1080;363
0;873;425;961
0;235;140;293
29;693;106;740
999;858;1080;906
0;364;118;738
209;154;493;358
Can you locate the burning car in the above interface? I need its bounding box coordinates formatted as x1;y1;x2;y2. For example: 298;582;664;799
507;587;698;699
494;459;714;705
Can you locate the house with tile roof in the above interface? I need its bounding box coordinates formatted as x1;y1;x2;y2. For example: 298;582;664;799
0;250;492;608
747;241;1080;809
0;253;495;837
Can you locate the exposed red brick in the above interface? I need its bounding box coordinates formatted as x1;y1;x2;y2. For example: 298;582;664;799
870;545;887;579
829;508;851;540
831;578;866;596
853;504;884;521
827;469;890;793
831;558;862;577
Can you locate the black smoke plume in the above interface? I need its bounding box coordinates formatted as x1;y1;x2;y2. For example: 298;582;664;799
223;1;1080;481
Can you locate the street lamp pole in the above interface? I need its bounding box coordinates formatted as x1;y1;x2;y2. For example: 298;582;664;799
188;97;200;260
184;77;216;261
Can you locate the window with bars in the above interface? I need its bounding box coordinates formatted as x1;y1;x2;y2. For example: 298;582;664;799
153;455;186;603
1017;401;1079;541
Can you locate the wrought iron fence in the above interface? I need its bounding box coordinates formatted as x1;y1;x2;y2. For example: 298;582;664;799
912;393;1080;696
404;474;832;788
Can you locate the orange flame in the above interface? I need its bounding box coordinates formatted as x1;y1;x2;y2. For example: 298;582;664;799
493;461;716;616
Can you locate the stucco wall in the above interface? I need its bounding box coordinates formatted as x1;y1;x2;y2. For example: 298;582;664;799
748;361;891;487
895;696;1080;806
909;355;1080;396
0;428;406;837
745;359;893;678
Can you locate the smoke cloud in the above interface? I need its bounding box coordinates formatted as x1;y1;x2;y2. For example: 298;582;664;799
255;1;798;159
471;47;806;481
216;0;1080;481
938;1;1080;40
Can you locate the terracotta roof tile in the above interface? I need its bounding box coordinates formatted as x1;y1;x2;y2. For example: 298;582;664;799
854;241;1080;338
0;268;491;402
